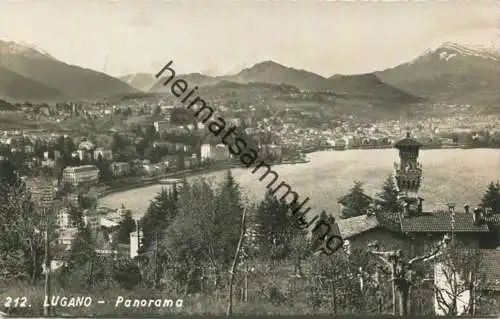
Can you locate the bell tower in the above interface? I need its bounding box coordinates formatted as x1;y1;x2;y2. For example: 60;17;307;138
393;131;423;216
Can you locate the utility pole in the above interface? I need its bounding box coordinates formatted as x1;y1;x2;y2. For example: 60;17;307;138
36;184;55;318
154;231;159;289
44;206;51;317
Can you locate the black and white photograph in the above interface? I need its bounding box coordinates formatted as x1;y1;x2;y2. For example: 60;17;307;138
0;0;500;317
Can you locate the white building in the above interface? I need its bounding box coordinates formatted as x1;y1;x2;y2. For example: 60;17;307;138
62;165;99;187
94;148;113;161
200;144;230;162
434;262;470;315
130;228;143;259
57;207;72;229
110;162;130;177
57;227;79;251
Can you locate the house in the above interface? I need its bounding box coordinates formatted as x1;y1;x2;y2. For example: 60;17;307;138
477;249;500;314
110;162;130;177
433;249;500;315
57;227;79;251
201;144;230;162
336;213;409;251
62;165;99;187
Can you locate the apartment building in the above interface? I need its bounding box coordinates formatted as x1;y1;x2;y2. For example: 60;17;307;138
200;144;230;162
62;165;99;187
110;162;130;177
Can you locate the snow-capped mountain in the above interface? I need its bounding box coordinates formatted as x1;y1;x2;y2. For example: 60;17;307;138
0;39;55;60
416;42;499;63
377;42;500;105
0;39;137;102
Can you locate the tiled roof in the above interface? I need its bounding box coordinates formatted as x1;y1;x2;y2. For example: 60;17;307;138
375;211;402;232
480;249;500;291
400;211;490;233
337;214;379;239
483;213;500;225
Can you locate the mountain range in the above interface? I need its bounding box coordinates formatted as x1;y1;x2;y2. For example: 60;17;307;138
0;40;138;102
0;39;499;107
125;61;419;103
123;42;500;106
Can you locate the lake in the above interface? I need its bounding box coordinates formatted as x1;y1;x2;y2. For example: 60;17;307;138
99;149;500;219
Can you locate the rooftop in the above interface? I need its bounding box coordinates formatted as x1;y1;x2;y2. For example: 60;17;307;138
337;214;379;239
400;211;490;233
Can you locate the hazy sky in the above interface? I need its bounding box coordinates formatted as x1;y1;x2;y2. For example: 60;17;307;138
1;0;499;77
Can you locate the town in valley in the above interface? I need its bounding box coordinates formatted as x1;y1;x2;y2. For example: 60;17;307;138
0;0;500;317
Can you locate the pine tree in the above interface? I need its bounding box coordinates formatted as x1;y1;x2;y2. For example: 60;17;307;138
254;190;293;260
479;181;500;213
117;209;136;244
215;169;245;264
159;178;216;293
66;226;95;269
377;175;400;213
140;187;178;250
341;181;372;219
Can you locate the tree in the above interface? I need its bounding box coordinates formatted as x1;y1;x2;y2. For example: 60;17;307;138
288;226;310;277
95;157;113;183
254;190;293;261
113;259;142;290
433;244;488;316
215;170;246;265
140;187;178;250
159;178;216;293
479;181;500;213
0;162;47;284
66;226;95;269
311;247;380;314
159;174;247;294
340;181;372;219
367;236;450;316
110;133;125;154
377;175;400;213
116;209;136;244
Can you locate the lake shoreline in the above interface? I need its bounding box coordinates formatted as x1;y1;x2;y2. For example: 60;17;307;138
99;148;499;218
98;158;311;199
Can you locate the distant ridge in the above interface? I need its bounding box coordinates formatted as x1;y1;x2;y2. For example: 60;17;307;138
142;60;420;103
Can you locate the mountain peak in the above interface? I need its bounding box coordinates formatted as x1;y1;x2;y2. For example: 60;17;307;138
0;39;55;60
423;42;499;61
246;60;286;71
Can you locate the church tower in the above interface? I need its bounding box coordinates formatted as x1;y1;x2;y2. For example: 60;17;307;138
393;132;423;216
